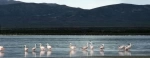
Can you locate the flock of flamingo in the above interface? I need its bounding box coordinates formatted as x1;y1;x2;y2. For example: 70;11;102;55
24;43;52;52
0;42;132;57
0;42;132;52
69;42;132;51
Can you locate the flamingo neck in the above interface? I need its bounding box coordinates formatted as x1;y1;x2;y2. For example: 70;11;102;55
47;43;49;46
70;44;72;47
25;45;26;48
130;44;131;46
91;42;93;45
40;44;42;47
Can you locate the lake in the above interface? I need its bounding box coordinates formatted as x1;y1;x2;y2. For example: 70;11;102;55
0;35;150;58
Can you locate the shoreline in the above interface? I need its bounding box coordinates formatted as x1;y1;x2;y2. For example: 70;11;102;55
1;33;150;35
79;56;150;58
0;34;150;36
1;27;150;35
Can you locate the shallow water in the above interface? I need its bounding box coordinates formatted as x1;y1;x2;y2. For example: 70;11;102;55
0;35;150;58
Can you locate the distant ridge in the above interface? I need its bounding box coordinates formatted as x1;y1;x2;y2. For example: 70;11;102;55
0;3;150;28
0;0;23;5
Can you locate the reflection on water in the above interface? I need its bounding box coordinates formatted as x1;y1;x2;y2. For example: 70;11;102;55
100;51;104;56
0;52;4;58
82;50;88;56
90;50;94;56
40;51;46;57
70;50;76;57
47;51;52;57
24;52;28;57
119;51;131;56
32;51;36;57
0;35;150;57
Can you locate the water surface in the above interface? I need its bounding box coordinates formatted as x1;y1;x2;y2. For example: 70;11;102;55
0;35;150;57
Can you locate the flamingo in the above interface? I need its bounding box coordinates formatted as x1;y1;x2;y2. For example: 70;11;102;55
46;43;52;51
39;43;45;51
118;45;125;51
89;41;94;50
125;43;132;51
24;45;28;52
100;44;104;51
82;42;88;50
69;43;76;50
32;44;36;52
0;46;4;51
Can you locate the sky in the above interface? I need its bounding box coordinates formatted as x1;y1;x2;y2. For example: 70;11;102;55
15;0;150;9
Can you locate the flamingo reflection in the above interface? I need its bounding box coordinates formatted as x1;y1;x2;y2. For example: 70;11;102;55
32;51;36;57
70;50;76;57
100;51;104;56
24;52;28;57
47;51;52;57
90;50;94;56
119;51;131;56
0;52;4;58
82;50;88;56
40;51;45;57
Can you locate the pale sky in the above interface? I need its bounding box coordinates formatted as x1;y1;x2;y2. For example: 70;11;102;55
15;0;150;9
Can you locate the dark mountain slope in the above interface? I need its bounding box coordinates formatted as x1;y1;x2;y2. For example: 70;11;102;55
0;3;150;28
0;0;22;5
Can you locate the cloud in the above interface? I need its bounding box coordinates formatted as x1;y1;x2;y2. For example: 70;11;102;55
15;0;150;9
15;0;121;9
121;0;150;5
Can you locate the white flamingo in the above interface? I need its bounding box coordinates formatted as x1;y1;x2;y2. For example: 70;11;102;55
46;43;52;51
100;44;104;51
69;43;76;50
39;43;45;51
118;45;125;51
32;44;36;52
0;46;4;51
82;42;88;50
125;43;132;51
24;45;28;52
89;41;94;50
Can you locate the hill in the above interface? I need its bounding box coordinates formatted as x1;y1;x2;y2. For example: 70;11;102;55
0;3;150;28
0;0;22;5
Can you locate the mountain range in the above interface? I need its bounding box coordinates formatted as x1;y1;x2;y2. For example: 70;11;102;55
0;1;150;28
0;0;22;5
